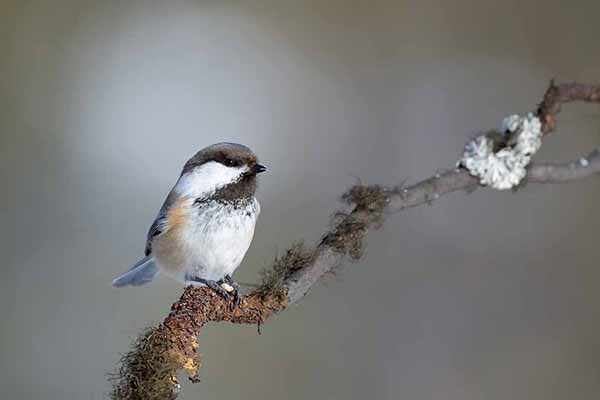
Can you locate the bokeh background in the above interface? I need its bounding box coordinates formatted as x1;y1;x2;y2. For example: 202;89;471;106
1;1;600;399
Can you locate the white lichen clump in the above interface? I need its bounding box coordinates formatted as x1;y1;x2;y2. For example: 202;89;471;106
458;113;542;190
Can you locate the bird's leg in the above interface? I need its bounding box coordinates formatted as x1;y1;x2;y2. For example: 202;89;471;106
187;277;230;300
222;275;241;308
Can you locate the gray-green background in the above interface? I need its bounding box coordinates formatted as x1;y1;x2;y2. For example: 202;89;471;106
1;1;600;399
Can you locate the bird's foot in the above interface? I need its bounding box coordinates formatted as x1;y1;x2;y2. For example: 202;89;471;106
221;275;241;308
187;277;230;300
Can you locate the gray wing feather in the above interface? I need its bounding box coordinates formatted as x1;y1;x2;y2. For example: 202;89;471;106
144;189;178;256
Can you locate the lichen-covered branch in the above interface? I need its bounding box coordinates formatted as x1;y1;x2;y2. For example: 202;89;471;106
110;81;600;400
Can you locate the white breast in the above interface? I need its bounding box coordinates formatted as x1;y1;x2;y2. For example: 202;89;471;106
157;198;259;284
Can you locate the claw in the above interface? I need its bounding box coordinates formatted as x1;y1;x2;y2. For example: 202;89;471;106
206;280;231;300
186;277;230;300
223;275;241;309
231;290;241;308
186;275;243;308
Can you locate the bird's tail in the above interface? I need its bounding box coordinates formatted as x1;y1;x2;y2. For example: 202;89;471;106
112;256;159;287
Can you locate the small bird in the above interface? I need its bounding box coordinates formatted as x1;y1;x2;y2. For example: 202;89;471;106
112;142;267;304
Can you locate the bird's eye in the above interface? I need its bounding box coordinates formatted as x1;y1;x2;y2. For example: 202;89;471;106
227;159;240;167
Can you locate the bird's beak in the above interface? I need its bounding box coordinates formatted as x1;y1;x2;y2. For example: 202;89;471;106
251;164;267;174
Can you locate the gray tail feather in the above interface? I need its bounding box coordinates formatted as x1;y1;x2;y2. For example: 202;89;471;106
112;256;159;287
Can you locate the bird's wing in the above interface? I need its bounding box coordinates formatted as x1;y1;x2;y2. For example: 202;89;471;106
144;189;178;256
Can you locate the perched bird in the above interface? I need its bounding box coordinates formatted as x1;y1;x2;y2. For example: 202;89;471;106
112;142;267;304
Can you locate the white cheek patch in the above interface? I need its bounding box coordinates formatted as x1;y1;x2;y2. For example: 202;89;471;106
175;161;247;198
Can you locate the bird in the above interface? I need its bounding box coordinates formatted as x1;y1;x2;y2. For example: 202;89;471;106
111;142;267;305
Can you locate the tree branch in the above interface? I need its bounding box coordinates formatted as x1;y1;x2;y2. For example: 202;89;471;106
110;81;600;400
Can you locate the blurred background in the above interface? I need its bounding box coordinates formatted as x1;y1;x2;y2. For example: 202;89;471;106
1;1;600;399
